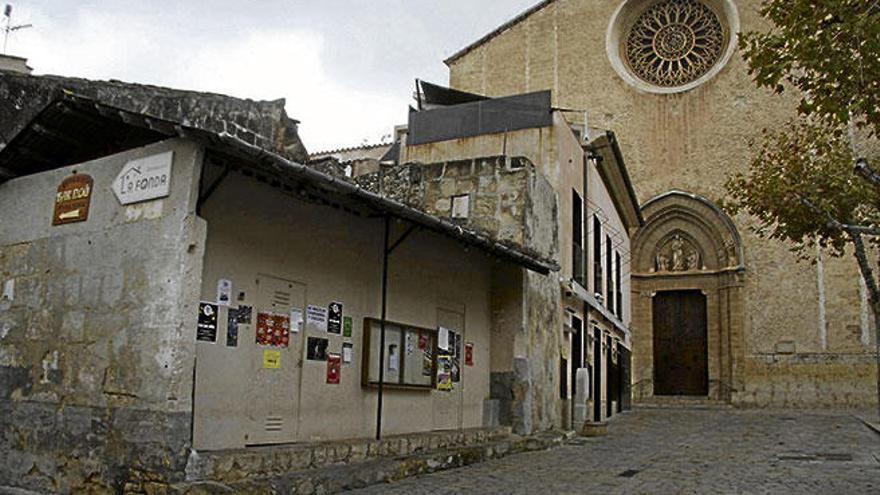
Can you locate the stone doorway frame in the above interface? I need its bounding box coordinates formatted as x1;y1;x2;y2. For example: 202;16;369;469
630;191;745;402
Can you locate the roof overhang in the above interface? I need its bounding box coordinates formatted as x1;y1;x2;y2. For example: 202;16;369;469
0;93;559;275
587;131;644;230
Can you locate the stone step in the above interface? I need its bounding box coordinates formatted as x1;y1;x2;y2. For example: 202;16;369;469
634;396;733;409
165;430;574;495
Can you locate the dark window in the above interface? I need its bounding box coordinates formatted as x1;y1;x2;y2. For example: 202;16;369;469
572;190;585;286
606;235;614;312
593;215;602;296
560;355;568;399
616;251;623;318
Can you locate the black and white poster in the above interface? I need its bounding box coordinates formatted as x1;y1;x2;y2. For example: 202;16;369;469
327;301;343;334
226;307;240;347
307;337;329;361
237;305;253;324
197;302;218;342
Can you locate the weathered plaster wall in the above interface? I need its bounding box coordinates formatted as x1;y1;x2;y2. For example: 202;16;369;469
0;139;205;492
447;0;875;407
0;71;308;162
194;165;498;447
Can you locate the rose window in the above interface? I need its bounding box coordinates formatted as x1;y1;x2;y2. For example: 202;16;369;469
623;0;726;88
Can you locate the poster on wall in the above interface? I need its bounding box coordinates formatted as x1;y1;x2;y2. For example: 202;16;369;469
450;331;461;383
437;354;454;391
327;302;343;334
226;307;240;347
342;316;352;338
196;302;218;342
465;342;474;366
256;312;290;347
307;337;328;361
326;353;341;384
263;349;281;369
438;326;449;351
216;279;232;306
418;331;428;351
306;305;328;331
422;345;434;377
290;308;303;333
237;305;253;324
342;343;353;364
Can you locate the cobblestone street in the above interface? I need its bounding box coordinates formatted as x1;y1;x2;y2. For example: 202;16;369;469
350;408;880;494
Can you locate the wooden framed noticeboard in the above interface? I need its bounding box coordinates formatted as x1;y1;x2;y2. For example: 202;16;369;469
53;173;93;225
362;318;437;390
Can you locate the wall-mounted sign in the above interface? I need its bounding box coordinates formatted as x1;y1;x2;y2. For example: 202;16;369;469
52;173;93;225
112;151;173;205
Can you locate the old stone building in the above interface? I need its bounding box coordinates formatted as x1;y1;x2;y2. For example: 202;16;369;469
444;0;876;407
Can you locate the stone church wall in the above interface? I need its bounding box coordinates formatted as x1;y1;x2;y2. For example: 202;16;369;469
447;0;875;407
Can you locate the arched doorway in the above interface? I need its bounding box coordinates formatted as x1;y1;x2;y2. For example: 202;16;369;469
631;191;744;402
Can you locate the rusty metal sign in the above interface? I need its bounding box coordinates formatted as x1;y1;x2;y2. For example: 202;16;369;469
52;174;93;225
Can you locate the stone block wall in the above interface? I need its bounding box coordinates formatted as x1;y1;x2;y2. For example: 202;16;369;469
0;139;206;492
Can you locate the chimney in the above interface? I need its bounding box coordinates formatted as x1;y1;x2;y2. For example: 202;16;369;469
0;53;32;74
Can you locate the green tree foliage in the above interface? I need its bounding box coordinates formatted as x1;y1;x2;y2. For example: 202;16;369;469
739;0;880;135
729;0;880;416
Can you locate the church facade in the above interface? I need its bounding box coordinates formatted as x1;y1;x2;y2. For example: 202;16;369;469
445;0;875;407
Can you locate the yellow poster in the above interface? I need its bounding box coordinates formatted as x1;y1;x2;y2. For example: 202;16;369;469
263;349;281;369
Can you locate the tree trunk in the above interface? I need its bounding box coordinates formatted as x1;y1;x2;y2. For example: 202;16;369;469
848;231;880;420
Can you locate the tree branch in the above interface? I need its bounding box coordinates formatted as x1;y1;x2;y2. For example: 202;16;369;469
799;197;880;236
855;158;880;188
849;231;880;306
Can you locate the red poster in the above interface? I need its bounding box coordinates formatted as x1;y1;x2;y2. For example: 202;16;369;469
418;332;428;350
256;312;291;348
465;343;474;366
327;353;341;384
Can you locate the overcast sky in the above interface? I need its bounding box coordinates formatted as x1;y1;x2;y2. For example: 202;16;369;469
6;1;538;153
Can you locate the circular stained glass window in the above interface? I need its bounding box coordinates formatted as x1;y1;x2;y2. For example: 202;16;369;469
623;0;726;88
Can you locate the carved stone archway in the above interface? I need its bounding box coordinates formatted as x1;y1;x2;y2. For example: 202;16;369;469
631;191;744;402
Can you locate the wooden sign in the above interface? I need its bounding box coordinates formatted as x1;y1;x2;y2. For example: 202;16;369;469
52;174;93;225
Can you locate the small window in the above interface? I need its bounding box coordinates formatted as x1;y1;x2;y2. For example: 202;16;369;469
451;194;470;219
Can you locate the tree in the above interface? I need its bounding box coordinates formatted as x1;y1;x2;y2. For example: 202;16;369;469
728;0;880;418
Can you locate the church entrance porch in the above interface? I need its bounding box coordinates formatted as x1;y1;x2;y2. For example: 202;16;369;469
652;290;708;396
630;191;745;403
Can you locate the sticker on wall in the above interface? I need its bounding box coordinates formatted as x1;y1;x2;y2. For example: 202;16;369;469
196;302;218;342
52;173;93;226
307;337;328;361
306;305;328;332
237;305;253;324
290;308;303;333
327;301;343;334
342;316;353;338
226;307;240;347
256;312;290;347
263;349;281;369
327;353;341;384
437;354;454;391
216;279;232;306
112;150;173;205
342;343;353;364
465;342;474;366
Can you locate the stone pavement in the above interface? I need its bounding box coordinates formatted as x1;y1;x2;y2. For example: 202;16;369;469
348;408;880;494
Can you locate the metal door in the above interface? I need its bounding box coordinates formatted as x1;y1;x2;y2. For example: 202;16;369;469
652;290;708;396
433;308;464;430
246;275;306;445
